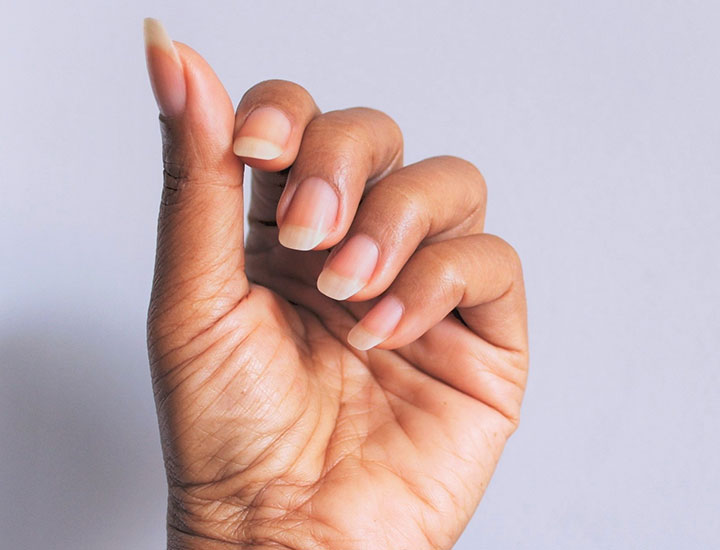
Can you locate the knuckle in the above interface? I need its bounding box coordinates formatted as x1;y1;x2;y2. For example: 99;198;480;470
161;162;189;203
501;239;523;272
304;110;349;135
308;107;403;144
308;108;370;137
434;155;487;192
408;156;486;220
238;79;314;109
161;147;221;184
297;108;404;180
415;244;459;287
346;107;403;134
302;112;378;174
485;234;524;275
309;112;368;146
374;183;432;236
341;106;394;123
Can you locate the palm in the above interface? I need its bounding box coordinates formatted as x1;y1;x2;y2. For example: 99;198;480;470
150;233;517;550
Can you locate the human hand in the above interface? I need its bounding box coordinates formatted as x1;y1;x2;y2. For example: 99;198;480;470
144;18;528;550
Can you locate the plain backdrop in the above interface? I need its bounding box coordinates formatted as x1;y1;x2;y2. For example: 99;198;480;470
1;1;719;548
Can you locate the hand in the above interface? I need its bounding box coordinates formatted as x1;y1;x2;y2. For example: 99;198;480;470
144;19;528;550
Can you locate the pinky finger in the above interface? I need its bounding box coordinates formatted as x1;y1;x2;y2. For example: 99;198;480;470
347;234;527;352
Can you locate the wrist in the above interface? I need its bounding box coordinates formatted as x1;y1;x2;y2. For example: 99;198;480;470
167;525;274;550
167;525;243;550
167;522;304;550
166;493;323;550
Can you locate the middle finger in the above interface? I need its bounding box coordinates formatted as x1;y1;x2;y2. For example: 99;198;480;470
275;107;404;251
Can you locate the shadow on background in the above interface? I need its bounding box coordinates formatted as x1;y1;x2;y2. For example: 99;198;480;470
0;315;166;548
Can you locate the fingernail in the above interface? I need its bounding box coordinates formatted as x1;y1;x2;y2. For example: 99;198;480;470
347;295;404;350
143;18;186;117
233;107;292;160
278;177;338;250
317;234;379;300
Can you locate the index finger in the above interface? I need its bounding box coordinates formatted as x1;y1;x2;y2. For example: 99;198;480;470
232;79;320;170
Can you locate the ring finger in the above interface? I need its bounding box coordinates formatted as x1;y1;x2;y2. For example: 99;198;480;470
316;155;487;301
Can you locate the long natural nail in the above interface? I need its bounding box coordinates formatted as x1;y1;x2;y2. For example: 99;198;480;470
143;18;186;117
317;234;379;300
278;177;338;250
233;107;292;160
347;295;404;350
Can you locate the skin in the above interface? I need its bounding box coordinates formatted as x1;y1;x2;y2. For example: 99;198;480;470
145;22;528;550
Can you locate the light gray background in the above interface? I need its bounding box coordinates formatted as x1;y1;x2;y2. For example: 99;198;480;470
1;1;718;548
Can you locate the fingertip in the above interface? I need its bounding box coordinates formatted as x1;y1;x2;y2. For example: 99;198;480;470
232;80;319;170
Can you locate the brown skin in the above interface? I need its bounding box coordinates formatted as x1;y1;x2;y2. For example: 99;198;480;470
148;42;528;550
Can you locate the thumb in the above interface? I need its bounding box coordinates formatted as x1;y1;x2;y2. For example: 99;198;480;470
144;19;248;348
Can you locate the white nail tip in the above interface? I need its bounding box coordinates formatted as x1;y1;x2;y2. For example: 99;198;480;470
347;325;385;351
233;137;284;160
278;225;327;251
316;270;366;301
143;18;179;61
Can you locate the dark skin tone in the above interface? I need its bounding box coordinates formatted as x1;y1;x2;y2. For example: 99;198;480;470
145;19;528;550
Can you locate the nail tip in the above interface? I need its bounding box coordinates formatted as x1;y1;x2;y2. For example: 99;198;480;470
143;17;158;31
316;271;364;301
278;225;326;251
233;137;284;160
143;17;167;44
143;17;179;62
350;343;373;351
347;326;383;351
348;338;373;351
317;287;354;301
